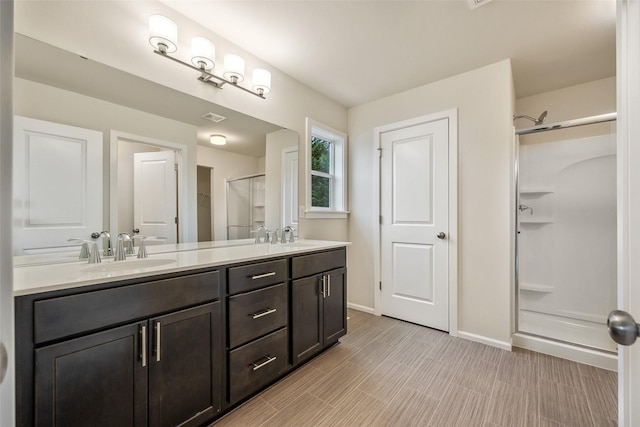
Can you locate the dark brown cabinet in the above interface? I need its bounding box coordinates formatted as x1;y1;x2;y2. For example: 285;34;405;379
226;260;289;405
35;322;148;427
291;248;347;365
17;248;347;427
34;302;221;427
148;303;221;427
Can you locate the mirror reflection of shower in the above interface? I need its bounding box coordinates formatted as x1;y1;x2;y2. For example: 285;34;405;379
513;110;548;125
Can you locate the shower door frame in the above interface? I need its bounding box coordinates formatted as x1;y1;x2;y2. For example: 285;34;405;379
513;112;617;351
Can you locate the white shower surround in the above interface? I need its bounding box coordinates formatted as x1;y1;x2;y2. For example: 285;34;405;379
518;128;617;353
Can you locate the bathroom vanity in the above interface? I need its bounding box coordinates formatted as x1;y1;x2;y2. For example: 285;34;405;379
14;241;348;427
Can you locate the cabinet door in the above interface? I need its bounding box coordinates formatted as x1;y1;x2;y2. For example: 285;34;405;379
292;276;323;365
35;322;147;427
324;268;347;344
148;302;222;427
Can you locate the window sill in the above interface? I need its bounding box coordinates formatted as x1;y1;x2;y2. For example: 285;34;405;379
304;210;350;219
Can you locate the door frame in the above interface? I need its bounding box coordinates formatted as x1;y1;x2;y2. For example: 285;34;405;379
372;109;458;336
109;131;188;241
281;146;299;233
617;1;638;424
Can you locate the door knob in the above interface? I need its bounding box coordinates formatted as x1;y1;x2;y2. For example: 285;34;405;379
437;232;446;240
607;310;640;346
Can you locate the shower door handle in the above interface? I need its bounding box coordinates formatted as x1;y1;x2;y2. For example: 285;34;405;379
437;232;446;240
607;310;640;346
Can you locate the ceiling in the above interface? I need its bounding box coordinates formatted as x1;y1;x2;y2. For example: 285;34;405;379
162;0;617;108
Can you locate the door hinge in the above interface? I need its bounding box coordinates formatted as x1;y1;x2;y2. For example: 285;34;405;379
377;147;382;158
379;215;383;225
379;281;382;290
174;163;179;171
175;216;179;224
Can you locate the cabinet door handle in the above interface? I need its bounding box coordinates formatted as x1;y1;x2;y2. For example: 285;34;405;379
327;274;331;298
155;322;161;363
252;355;277;371
320;275;326;298
252;308;277;319
140;325;147;368
251;272;276;280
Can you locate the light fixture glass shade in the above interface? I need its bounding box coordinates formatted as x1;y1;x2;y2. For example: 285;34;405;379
223;54;245;82
148;15;178;53
190;37;215;70
252;68;271;95
210;134;226;145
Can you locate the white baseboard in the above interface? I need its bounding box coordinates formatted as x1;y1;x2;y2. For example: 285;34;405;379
346;302;375;315
512;332;617;371
457;330;512;351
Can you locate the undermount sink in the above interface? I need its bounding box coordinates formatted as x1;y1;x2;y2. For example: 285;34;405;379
82;258;176;273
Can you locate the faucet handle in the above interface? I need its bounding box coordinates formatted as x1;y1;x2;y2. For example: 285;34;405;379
132;235;166;258
282;226;296;243
67;238;91;260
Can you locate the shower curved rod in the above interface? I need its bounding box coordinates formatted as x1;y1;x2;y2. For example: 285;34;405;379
515;112;617;136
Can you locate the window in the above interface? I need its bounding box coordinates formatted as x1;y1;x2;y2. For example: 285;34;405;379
305;118;348;218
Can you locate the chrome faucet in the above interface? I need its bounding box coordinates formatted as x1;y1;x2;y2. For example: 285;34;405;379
281;226;296;243
99;231;113;257
69;238;101;263
113;233;132;261
252;225;268;243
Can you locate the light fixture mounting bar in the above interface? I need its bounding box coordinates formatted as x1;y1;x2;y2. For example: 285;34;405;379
153;49;266;99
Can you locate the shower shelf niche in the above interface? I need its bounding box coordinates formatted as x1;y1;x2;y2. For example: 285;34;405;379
519;218;554;224
519;282;554;293
520;188;555;195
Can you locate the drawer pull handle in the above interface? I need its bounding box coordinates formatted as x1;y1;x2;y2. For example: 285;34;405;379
327;274;331;297
251;272;277;280
155;322;161;363
252;308;277;319
140;325;147;368
252;355;277;371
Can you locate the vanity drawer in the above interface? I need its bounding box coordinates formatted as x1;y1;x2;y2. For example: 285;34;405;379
229;283;288;348
291;248;346;279
33;271;220;344
229;328;288;404
228;259;288;295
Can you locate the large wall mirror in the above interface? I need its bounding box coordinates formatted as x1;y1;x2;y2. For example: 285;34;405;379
13;33;299;260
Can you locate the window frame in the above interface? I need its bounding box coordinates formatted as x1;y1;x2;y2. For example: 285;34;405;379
305;118;348;218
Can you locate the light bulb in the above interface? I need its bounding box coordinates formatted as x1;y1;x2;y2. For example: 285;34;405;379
252;68;271;95
223;54;245;83
210;134;226;145
148;15;177;53
191;37;215;70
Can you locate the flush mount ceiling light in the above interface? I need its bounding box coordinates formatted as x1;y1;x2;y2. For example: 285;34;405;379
148;15;271;99
210;134;227;146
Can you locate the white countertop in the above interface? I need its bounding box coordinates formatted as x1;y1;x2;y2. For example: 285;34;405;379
13;240;350;297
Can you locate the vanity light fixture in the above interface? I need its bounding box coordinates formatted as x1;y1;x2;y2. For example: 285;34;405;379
210;134;227;146
148;15;271;99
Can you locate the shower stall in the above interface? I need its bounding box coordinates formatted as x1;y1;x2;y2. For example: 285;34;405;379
514;113;618;366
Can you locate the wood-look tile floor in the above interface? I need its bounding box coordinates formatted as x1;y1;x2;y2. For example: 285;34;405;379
213;309;617;427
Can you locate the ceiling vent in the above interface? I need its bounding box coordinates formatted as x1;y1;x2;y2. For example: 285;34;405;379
467;0;494;10
202;112;227;123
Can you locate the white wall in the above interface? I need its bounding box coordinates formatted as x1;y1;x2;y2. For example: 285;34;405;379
197;146;262;240
14;78;199;240
516;77;616;127
348;59;515;344
265;129;298;230
14;0;349;242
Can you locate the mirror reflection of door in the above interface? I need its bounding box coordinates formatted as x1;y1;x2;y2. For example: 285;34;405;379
13;116;103;254
118;138;178;244
133;151;178;244
197;166;213;242
281;147;298;234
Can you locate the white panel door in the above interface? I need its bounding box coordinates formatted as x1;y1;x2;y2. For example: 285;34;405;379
380;118;449;330
13;116;103;254
133;151;177;243
282;147;298;233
